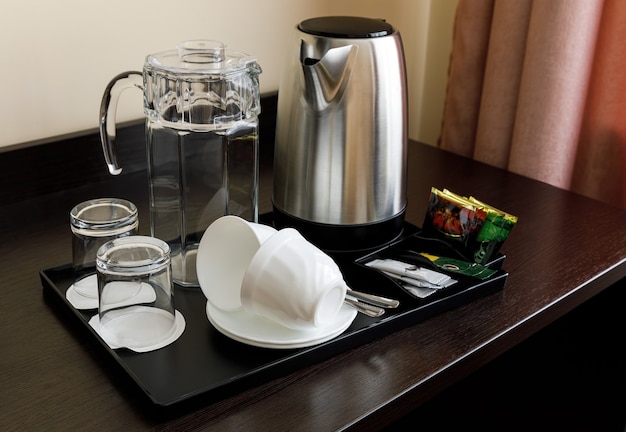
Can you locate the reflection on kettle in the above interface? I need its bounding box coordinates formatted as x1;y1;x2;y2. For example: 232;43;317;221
300;43;357;112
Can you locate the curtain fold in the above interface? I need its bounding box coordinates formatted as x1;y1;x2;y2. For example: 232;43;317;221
439;0;493;158
440;0;626;209
571;0;626;206
474;0;531;168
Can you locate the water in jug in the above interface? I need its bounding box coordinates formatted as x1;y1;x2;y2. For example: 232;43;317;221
100;40;262;286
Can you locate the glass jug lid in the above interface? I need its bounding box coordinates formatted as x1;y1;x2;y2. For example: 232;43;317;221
143;40;261;127
146;40;258;75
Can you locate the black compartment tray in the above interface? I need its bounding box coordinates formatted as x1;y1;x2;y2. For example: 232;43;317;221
40;224;508;409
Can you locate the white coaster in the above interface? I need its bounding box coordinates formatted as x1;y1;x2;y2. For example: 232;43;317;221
66;279;157;311
89;309;185;353
66;274;99;310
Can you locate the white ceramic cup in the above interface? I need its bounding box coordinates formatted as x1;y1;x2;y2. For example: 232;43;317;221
196;216;277;311
240;228;347;330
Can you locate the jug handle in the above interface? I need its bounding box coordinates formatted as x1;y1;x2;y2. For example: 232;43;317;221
99;71;143;175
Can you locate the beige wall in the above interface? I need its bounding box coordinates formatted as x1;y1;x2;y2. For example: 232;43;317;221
0;0;457;149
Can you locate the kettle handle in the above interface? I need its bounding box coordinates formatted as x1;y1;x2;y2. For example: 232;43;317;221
99;71;143;175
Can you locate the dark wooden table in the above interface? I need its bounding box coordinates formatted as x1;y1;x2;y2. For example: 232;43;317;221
1;139;625;431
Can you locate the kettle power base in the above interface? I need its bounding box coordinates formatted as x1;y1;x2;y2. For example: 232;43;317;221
40;221;507;413
271;205;407;252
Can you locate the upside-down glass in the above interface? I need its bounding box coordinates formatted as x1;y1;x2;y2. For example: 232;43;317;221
70;198;138;300
99;40;262;287
96;236;175;350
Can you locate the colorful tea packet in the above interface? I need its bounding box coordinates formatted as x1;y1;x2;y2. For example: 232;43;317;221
421;187;487;260
467;197;518;264
422;188;517;264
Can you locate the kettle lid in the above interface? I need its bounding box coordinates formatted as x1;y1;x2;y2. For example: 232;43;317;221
298;16;394;38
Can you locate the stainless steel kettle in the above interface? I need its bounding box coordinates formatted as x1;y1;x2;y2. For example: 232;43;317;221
272;16;408;251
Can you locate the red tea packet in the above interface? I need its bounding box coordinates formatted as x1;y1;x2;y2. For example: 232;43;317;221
422;188;517;263
422;188;487;259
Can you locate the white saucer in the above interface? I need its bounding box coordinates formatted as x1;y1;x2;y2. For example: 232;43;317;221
89;309;185;353
206;301;357;349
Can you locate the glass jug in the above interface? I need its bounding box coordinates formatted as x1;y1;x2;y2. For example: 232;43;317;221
100;40;261;287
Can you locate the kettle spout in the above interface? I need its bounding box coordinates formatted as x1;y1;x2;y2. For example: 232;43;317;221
300;42;357;111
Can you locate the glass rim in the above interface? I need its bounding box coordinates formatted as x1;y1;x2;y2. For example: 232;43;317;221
96;235;170;274
70;198;138;232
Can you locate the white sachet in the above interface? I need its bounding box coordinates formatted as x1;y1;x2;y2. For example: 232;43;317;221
380;270;457;290
403;286;438;298
365;258;453;287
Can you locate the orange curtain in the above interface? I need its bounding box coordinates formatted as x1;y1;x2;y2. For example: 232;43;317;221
440;0;626;209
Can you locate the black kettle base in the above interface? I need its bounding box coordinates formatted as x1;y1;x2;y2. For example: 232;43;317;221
271;206;406;253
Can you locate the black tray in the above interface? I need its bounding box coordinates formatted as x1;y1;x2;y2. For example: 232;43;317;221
40;222;507;410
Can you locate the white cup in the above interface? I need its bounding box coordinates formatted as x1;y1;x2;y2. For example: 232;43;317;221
241;228;347;330
196;216;277;311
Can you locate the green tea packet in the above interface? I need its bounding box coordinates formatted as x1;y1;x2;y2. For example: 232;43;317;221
467;197;518;264
419;252;497;280
422;187;518;264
